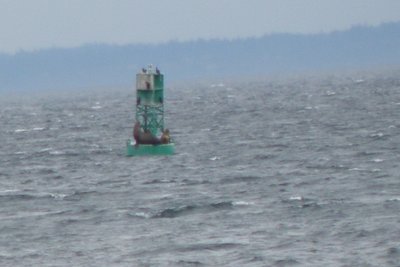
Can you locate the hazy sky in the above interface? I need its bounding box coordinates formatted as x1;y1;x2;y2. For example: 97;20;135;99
1;0;400;54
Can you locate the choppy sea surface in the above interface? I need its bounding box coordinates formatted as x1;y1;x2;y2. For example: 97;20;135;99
1;71;400;266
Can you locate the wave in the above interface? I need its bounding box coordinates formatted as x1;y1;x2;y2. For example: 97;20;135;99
386;247;400;258
0;190;67;201
129;211;152;219
63;190;98;201
1;210;67;220
153;201;238;219
273;258;300;266
154;205;197;218
176;260;205;266
14;128;29;133
180;178;211;186
386;197;400;202
220;175;262;184
31;148;83;157
32;127;46;131
285;195;325;209
127;200;254;219
232;200;255;206
142;178;176;185
13;127;47;133
0;189;103;202
177;242;242;252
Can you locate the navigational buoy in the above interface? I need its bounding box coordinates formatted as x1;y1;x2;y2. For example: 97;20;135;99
126;65;175;156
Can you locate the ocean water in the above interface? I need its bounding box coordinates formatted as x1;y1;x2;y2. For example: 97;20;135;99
1;71;400;266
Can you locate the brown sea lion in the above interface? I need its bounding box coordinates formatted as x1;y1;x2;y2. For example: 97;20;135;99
141;129;162;145
160;129;170;144
133;122;141;144
133;122;161;145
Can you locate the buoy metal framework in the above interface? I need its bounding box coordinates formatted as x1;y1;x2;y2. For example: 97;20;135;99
136;64;164;136
126;65;175;156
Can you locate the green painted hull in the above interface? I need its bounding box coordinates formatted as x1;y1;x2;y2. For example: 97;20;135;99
126;139;175;156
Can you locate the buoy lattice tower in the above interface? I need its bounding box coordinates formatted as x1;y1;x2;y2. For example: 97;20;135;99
126;64;174;156
136;65;165;136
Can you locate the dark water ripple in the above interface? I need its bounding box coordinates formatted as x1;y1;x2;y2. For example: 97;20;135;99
1;72;400;266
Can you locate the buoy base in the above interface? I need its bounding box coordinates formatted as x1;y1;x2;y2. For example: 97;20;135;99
126;139;175;156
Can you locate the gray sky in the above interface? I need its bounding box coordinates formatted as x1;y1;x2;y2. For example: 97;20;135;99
1;0;400;54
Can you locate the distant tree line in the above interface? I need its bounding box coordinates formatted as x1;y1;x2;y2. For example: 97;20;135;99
0;22;399;91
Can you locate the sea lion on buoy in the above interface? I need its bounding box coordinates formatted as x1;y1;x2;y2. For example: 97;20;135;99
141;129;162;145
160;129;170;144
133;122;161;145
133;122;141;144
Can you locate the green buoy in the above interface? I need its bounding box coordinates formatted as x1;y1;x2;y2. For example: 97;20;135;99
126;65;175;156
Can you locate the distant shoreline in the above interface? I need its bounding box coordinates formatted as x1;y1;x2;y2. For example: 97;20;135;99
1;22;400;92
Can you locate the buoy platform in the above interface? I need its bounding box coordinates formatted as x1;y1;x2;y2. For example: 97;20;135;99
126;140;175;156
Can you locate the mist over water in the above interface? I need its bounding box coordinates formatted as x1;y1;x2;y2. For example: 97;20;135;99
1;70;400;266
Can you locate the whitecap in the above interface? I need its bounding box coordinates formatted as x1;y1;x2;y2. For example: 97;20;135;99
289;196;303;201
0;189;21;194
370;132;384;138
51;193;67;200
209;156;220;161
233;201;254;206
49;150;64;155
32;127;45;131
325;91;336;96
133;212;151;219
14;129;28;133
91;105;102;110
372;158;384;163
39;148;52;153
201;128;211;132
